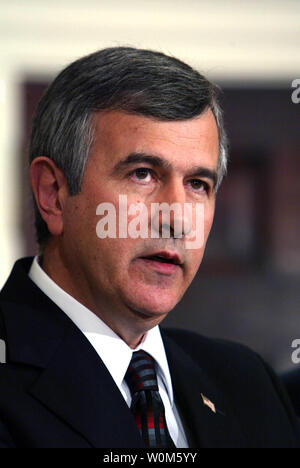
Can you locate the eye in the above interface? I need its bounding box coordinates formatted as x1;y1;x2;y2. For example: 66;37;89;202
188;179;209;192
130;167;153;182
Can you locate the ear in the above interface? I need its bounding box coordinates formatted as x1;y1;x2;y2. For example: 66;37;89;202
30;157;69;237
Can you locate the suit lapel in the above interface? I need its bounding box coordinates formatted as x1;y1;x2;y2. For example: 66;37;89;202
162;332;247;448
28;323;144;448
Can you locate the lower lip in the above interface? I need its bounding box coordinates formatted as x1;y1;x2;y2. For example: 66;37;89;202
138;258;181;275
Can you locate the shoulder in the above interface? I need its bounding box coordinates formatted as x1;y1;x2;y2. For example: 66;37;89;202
162;327;296;415
162;327;263;371
162;327;300;446
281;368;300;416
282;368;300;387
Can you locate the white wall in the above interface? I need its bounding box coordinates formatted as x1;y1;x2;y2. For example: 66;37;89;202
0;0;299;286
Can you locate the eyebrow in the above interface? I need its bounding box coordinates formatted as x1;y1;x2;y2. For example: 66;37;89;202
111;152;171;174
186;167;218;189
111;151;218;188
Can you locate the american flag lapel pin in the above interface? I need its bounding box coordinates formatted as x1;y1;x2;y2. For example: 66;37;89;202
201;393;216;413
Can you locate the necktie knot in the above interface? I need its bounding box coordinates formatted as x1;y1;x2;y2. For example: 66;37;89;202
125;350;158;395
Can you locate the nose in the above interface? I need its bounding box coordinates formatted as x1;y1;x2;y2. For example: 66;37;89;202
150;178;193;238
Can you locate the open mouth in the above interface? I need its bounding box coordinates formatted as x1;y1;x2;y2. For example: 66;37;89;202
139;251;183;270
143;255;177;264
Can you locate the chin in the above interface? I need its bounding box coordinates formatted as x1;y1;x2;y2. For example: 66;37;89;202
124;290;179;319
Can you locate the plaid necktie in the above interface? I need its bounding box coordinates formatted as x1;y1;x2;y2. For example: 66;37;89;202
125;350;175;448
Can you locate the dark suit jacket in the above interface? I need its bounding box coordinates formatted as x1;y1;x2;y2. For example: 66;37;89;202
0;258;298;448
281;369;300;417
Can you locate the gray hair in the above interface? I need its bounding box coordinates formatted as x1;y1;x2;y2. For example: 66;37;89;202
29;46;228;246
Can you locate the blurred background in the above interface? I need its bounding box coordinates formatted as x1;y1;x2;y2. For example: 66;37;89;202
0;0;299;373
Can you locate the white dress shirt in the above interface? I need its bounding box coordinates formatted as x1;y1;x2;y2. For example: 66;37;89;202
28;256;188;448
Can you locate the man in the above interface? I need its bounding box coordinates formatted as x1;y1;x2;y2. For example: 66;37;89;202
0;47;298;448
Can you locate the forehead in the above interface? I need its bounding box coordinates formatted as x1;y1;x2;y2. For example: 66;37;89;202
89;109;219;172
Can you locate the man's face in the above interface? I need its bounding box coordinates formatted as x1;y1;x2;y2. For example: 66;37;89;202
60;109;219;336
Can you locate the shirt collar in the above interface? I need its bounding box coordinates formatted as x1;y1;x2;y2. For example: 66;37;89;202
28;256;174;405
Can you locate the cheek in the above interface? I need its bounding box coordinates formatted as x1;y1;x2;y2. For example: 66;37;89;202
204;213;214;238
185;206;215;271
93;237;137;274
204;200;215;234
